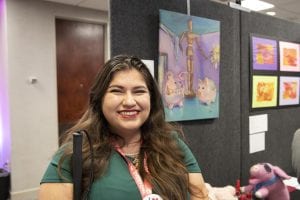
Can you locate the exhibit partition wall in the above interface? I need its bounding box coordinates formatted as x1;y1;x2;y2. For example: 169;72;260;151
111;0;300;185
111;0;241;185
240;11;300;183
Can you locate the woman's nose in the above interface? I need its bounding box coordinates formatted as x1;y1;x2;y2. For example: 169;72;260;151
122;92;136;106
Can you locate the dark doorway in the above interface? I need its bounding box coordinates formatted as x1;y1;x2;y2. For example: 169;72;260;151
56;19;105;136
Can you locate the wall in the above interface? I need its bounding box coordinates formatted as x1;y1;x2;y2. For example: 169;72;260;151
110;0;300;186
6;0;108;199
240;11;300;183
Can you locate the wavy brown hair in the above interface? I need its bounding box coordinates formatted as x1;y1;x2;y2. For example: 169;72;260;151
58;55;202;199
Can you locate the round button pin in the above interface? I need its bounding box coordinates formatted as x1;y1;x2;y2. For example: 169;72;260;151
143;194;163;200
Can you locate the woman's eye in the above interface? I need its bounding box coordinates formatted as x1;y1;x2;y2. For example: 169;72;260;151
109;89;122;93
134;90;147;94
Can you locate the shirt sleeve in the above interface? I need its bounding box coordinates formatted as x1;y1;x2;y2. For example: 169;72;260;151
40;148;73;184
174;133;201;173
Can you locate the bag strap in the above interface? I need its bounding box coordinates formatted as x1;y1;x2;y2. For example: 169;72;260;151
72;132;83;200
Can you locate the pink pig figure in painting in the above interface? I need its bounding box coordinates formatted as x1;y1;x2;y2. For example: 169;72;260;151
164;71;184;109
197;77;217;105
241;163;291;200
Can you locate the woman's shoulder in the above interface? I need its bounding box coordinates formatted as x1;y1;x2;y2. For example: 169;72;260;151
51;143;72;167
170;130;185;141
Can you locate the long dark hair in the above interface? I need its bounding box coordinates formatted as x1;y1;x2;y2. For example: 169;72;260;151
58;55;200;199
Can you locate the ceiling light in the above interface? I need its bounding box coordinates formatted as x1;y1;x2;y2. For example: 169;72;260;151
266;11;276;16
241;0;274;11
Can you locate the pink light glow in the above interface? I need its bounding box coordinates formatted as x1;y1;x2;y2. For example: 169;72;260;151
0;0;11;169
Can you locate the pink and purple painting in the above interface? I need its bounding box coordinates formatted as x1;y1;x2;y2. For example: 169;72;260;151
279;76;300;106
159;9;220;121
251;36;278;71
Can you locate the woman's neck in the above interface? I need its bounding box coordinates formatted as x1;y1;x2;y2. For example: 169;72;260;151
117;132;141;154
124;134;141;146
111;128;141;144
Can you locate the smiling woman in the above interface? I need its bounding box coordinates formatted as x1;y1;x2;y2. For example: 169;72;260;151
39;55;209;200
292;129;300;182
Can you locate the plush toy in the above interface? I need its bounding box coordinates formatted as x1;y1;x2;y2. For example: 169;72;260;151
205;183;238;200
241;163;291;200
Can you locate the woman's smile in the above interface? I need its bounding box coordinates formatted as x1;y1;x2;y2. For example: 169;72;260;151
118;110;140;119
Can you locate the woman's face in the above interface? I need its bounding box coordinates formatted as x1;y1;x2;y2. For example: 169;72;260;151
102;69;151;135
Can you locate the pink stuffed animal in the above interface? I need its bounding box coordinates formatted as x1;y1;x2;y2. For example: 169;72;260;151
242;163;291;200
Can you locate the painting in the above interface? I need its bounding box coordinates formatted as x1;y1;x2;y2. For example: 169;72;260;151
252;75;278;109
279;76;300;106
251;35;278;71
279;41;300;72
159;9;220;121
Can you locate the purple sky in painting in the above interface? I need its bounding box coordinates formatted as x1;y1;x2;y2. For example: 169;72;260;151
252;36;278;71
159;29;220;92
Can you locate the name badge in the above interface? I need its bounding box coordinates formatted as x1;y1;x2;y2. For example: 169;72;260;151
143;194;163;200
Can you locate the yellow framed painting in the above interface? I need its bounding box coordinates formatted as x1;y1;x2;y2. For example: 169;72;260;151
252;75;278;109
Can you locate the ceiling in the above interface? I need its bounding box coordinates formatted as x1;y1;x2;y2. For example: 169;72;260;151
44;0;300;24
43;0;108;11
212;0;300;24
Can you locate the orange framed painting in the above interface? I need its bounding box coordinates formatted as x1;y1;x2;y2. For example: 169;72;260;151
279;41;300;72
251;75;278;109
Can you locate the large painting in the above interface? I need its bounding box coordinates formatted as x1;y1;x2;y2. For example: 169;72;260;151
159;9;220;121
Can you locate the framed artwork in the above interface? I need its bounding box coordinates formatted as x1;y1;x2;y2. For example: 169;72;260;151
159;9;220;121
251;35;278;71
251;75;278;109
279;76;300;106
279;41;300;72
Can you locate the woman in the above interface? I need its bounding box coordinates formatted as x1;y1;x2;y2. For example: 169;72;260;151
39;55;208;200
292;129;300;183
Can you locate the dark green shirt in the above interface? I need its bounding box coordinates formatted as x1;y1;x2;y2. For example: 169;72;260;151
41;135;201;200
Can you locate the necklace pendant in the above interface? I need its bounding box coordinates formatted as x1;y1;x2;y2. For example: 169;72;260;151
132;157;139;168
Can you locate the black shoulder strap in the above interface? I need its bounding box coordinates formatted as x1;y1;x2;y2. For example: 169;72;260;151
73;132;83;200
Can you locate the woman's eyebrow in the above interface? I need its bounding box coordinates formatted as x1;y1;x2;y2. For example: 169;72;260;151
108;85;148;89
107;85;123;88
133;86;148;89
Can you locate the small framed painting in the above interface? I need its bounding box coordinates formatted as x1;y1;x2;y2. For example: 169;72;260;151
251;75;278;109
279;76;300;106
251;35;278;71
279;41;300;72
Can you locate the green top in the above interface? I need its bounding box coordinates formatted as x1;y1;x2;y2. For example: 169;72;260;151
41;135;201;200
